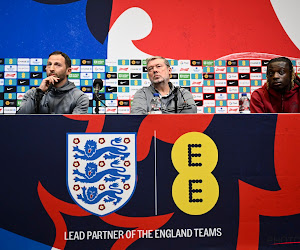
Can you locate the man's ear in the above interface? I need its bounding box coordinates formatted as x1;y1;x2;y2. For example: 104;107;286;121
66;67;72;76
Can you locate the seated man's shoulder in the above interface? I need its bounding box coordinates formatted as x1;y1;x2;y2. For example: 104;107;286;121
70;87;89;101
134;86;151;96
72;87;86;95
179;87;193;96
252;85;267;95
180;87;190;93
24;87;36;96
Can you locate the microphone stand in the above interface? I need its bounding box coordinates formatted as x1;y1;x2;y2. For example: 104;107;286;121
173;87;178;113
94;92;100;114
94;91;106;114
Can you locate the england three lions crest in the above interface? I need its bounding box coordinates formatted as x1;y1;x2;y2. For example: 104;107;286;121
67;133;136;216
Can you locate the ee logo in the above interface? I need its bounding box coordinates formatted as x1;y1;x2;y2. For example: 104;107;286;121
171;132;219;215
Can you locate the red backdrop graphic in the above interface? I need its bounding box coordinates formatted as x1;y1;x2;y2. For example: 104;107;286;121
110;0;300;59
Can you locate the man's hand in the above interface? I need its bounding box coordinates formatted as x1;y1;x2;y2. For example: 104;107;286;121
39;76;60;92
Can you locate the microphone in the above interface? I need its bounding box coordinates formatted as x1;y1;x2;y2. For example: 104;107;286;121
93;79;103;95
93;79;104;113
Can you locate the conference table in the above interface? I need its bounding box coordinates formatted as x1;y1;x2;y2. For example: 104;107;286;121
1;114;300;250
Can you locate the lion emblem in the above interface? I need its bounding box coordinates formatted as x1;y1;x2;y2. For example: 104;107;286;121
77;183;123;205
73;137;130;161
73;159;131;183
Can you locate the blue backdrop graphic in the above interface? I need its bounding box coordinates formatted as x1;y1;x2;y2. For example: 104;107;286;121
0;0;109;58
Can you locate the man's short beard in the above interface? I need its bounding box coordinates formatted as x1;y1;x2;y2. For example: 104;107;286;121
48;74;66;84
152;76;168;84
153;79;163;84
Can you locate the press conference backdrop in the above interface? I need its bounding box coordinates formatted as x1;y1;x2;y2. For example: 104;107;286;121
2;0;300;114
2;58;300;114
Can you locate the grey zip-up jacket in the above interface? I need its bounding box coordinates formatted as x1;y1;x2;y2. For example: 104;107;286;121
131;82;197;114
17;80;89;114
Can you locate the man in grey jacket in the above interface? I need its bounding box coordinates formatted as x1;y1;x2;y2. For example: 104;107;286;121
131;56;197;114
18;51;89;114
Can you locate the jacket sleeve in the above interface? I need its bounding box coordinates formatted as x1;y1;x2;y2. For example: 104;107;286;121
131;89;148;115
17;89;38;114
180;89;197;113
250;91;265;113
72;92;89;114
